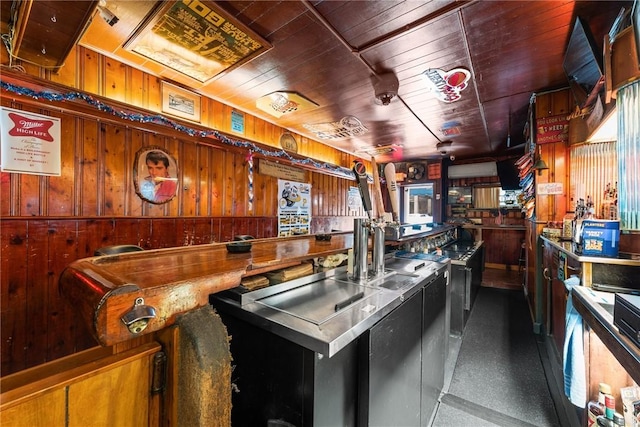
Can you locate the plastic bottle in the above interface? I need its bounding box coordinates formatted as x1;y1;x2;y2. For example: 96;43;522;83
589;383;613;427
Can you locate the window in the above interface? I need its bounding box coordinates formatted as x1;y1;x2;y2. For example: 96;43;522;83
402;184;434;224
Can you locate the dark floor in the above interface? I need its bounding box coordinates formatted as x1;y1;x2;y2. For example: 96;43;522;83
430;268;566;427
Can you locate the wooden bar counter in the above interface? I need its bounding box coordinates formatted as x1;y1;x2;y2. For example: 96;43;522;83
60;234;354;346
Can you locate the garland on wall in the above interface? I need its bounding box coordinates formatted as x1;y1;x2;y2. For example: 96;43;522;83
0;81;356;179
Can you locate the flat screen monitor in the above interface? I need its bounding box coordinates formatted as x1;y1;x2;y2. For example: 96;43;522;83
497;159;521;190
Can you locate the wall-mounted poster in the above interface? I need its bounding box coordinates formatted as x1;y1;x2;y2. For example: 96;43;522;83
348;186;362;211
0;107;61;176
124;0;272;83
161;81;201;122
278;179;311;237
536;114;569;144
133;146;179;204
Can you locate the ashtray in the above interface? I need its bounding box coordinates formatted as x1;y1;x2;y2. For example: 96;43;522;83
226;242;252;253
234;235;255;241
315;234;332;242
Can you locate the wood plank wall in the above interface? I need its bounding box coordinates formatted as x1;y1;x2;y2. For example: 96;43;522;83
0;46;366;375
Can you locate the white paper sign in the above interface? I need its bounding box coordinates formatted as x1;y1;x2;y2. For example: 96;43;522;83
537;182;564;195
277;179;312;237
1;107;61;176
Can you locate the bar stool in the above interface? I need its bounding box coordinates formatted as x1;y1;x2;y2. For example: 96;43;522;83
94;245;144;256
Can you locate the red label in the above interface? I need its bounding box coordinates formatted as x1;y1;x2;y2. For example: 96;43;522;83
7;113;55;142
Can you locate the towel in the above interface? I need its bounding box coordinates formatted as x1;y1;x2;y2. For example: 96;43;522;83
563;275;586;408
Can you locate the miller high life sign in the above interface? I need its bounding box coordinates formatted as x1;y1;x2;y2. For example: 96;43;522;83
1;107;61;176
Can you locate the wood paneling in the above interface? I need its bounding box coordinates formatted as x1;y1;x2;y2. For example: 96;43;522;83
1;343;161;427
0;48;366;375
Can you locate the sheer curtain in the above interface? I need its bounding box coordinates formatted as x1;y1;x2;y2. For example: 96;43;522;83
569;142;617;217
617;80;640;230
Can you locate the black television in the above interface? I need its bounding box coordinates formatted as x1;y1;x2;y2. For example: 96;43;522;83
496;159;521;190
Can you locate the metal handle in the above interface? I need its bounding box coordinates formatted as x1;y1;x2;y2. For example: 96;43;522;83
542;267;551;281
334;292;365;312
464;267;472;310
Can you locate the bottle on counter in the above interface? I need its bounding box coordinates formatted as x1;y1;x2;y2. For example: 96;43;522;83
589;383;613;427
606;394;616;420
613;412;625;426
597;415;614;427
562;213;574;239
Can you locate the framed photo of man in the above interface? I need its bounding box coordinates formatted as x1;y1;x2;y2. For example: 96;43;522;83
134;146;179;204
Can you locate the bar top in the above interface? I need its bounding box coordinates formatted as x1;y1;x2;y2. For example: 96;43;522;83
59;233;353;346
462;224;526;230
572;286;640;384
541;236;640;267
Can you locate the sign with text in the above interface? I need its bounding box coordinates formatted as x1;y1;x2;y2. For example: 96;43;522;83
537;182;564;195
348;186;362;211
278;179;311;237
125;0;271;82
0;107;61;176
536;114;569;144
258;159;306;182
231;110;244;134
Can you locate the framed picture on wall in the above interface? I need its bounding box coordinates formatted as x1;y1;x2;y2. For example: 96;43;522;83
124;0;272;83
134;146;179;204
161;81;201;122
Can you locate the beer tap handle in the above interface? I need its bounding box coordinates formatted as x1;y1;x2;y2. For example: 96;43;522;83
353;160;373;220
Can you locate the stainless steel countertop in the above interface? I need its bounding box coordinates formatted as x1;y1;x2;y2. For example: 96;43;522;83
212;257;449;357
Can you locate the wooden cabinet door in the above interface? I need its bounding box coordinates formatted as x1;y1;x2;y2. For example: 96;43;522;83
0;388;66;426
1;342;162;427
67;350;156;426
550;248;568;355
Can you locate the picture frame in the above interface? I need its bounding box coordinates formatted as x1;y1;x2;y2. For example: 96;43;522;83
133;146;179;204
161;81;201;123
124;0;272;83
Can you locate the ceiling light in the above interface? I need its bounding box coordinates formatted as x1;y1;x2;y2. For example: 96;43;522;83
256;92;318;118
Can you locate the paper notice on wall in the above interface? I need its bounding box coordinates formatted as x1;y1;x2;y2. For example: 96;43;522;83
1;107;61;176
278;179;312;237
537;182;564;195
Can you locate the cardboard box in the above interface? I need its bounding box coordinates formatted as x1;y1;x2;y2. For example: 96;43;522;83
581;220;620;257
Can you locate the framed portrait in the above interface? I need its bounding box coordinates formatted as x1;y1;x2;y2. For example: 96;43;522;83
134;146;179;204
124;0;272;83
161;81;201;122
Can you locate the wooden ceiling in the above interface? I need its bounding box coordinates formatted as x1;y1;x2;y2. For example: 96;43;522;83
4;1;632;163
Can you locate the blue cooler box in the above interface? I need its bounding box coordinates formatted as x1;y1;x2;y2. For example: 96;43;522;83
581;220;620;257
